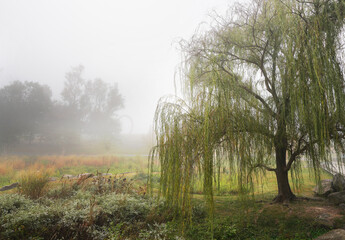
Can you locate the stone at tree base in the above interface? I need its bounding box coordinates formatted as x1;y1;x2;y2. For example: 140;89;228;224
316;213;334;228
314;179;334;196
332;174;345;192
314;229;345;240
328;191;345;205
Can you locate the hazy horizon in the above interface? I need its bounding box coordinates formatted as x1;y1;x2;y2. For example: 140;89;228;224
0;0;234;135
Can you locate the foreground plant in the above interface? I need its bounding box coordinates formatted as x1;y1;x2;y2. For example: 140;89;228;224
0;191;175;240
151;0;345;218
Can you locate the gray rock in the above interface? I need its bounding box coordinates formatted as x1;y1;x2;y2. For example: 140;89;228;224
49;177;58;181
62;174;75;179
78;173;94;179
339;203;345;211
0;182;18;191
328;191;345;205
317;213;334;228
102;173;113;176
314;229;345;240
333;174;345;192
314;179;334;196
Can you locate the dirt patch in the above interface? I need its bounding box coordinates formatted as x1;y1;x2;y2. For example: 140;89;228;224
304;206;343;220
251;199;345;225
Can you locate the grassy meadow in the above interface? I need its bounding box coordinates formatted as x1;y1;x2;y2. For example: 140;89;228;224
0;154;331;198
0;155;344;239
0;155;157;187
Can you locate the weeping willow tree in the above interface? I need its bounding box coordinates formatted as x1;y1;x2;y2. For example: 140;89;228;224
150;0;345;219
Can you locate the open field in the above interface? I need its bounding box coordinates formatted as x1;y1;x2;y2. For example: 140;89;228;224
0;155;344;239
0;155;157;187
0;155;331;197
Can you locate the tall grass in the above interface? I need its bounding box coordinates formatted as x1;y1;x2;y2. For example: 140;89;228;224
18;170;51;199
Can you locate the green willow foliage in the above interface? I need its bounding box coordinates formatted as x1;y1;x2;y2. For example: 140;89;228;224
150;0;345;220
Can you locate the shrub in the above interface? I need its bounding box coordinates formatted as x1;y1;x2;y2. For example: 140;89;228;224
0;194;59;239
0;194;34;215
45;181;76;199
0;190;177;240
138;223;171;240
87;174;136;195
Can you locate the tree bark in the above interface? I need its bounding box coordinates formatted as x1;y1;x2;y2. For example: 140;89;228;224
274;166;295;203
273;112;296;203
273;139;296;203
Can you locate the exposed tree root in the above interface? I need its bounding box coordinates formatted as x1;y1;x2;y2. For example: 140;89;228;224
271;195;325;206
272;194;296;204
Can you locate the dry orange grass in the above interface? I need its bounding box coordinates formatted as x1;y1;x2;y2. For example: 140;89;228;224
0;163;9;175
0;156;25;177
0;154;150;187
0;157;34;176
39;155;119;168
0;155;121;173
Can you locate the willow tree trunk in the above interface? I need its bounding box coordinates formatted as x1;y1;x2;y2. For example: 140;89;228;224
274;139;295;202
274;115;296;202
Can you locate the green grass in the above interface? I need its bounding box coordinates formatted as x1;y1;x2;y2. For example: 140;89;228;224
183;195;337;240
184;167;337;239
190;167;332;199
1;155;343;239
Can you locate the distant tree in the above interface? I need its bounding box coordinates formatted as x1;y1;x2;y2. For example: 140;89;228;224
43;101;82;148
61;65;85;108
83;78;123;139
61;65;124;141
0;81;52;150
151;0;345;218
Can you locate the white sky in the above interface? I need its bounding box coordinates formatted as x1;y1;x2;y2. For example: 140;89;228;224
0;0;234;134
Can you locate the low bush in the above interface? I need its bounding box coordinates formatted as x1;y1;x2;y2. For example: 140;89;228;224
0;191;174;240
1;190;335;239
0;194;34;215
45;180;76;199
138;223;175;240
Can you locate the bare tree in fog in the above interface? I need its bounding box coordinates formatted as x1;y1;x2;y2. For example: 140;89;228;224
61;65;124;150
83;78;123;139
62;65;86;109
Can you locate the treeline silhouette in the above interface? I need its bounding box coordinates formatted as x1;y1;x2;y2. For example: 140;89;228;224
0;65;123;154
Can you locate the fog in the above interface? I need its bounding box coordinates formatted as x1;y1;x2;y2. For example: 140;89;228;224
0;0;233;154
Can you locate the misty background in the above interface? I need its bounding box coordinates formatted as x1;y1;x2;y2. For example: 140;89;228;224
0;0;232;154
